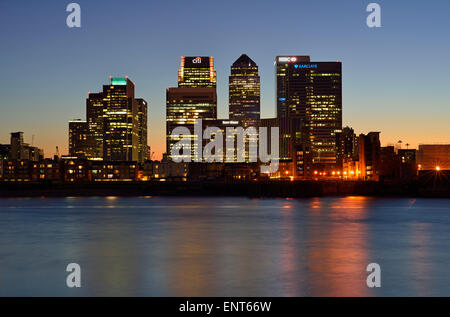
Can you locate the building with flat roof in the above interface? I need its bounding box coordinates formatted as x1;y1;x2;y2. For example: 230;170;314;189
68;120;88;158
166;87;217;161
276;56;342;167
418;144;450;170
75;77;148;163
178;56;216;88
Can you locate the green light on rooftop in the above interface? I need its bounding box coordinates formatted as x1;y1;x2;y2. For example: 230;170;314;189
111;77;127;85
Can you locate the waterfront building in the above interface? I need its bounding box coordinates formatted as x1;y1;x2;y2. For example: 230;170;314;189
417;144;450;171
68;119;88;158
276;56;342;167
358;132;381;181
259;117;309;178
9;132;43;161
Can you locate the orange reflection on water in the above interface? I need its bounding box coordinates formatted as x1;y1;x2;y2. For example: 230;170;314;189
307;196;372;296
280;201;302;296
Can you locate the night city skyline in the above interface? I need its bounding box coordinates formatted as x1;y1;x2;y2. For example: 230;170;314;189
2;0;450;303
1;0;450;160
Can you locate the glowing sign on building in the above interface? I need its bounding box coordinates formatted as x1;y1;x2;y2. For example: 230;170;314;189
110;77;127;86
278;57;298;63
294;64;318;69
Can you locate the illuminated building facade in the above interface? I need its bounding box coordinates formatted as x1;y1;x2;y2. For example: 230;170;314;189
229;54;260;128
102;77;139;162
336;126;359;168
0;144;9;160
86;92;105;160
136;98;149;163
276;56;342;167
259;117;309;178
358;132;381;181
178;56;216;88
201;119;258;163
68;120;88;158
76;77;148;163
166;57;218;161
166;87;217;161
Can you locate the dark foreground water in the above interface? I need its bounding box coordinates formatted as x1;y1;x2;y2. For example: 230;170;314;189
0;196;449;297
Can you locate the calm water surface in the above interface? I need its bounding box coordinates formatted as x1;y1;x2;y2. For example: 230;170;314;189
0;196;449;296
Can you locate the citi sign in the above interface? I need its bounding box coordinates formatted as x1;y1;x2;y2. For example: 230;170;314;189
192;57;202;64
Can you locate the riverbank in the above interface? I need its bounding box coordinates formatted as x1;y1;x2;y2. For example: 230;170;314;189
0;180;449;198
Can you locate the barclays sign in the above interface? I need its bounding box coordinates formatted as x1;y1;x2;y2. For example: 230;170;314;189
294;64;318;69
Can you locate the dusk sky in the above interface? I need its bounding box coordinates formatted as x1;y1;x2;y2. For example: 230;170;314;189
0;0;449;159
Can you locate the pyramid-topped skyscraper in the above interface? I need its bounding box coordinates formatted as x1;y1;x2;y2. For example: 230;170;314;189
229;54;260;128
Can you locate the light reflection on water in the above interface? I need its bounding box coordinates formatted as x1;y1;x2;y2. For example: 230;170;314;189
0;196;449;296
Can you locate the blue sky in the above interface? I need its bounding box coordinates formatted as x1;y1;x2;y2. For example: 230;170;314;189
0;0;449;157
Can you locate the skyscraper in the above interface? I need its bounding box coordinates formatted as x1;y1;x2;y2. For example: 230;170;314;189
68;119;88;158
276;56;342;167
136;98;149;163
74;77;148;163
166;87;217;161
229;54;260;128
178;56;216;88
103;77;138;162
166;57;218;161
86;92;105;160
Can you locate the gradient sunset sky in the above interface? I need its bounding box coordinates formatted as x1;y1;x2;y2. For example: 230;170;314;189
0;0;449;159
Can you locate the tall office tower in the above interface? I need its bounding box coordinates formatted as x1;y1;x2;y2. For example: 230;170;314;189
359;132;381;181
102;77;139;162
178;56;216;88
68;119;88;158
136;98;149;163
86;92;105;160
276;56;342;167
166;87;217;161
229;54;260;128
10;132;24;160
